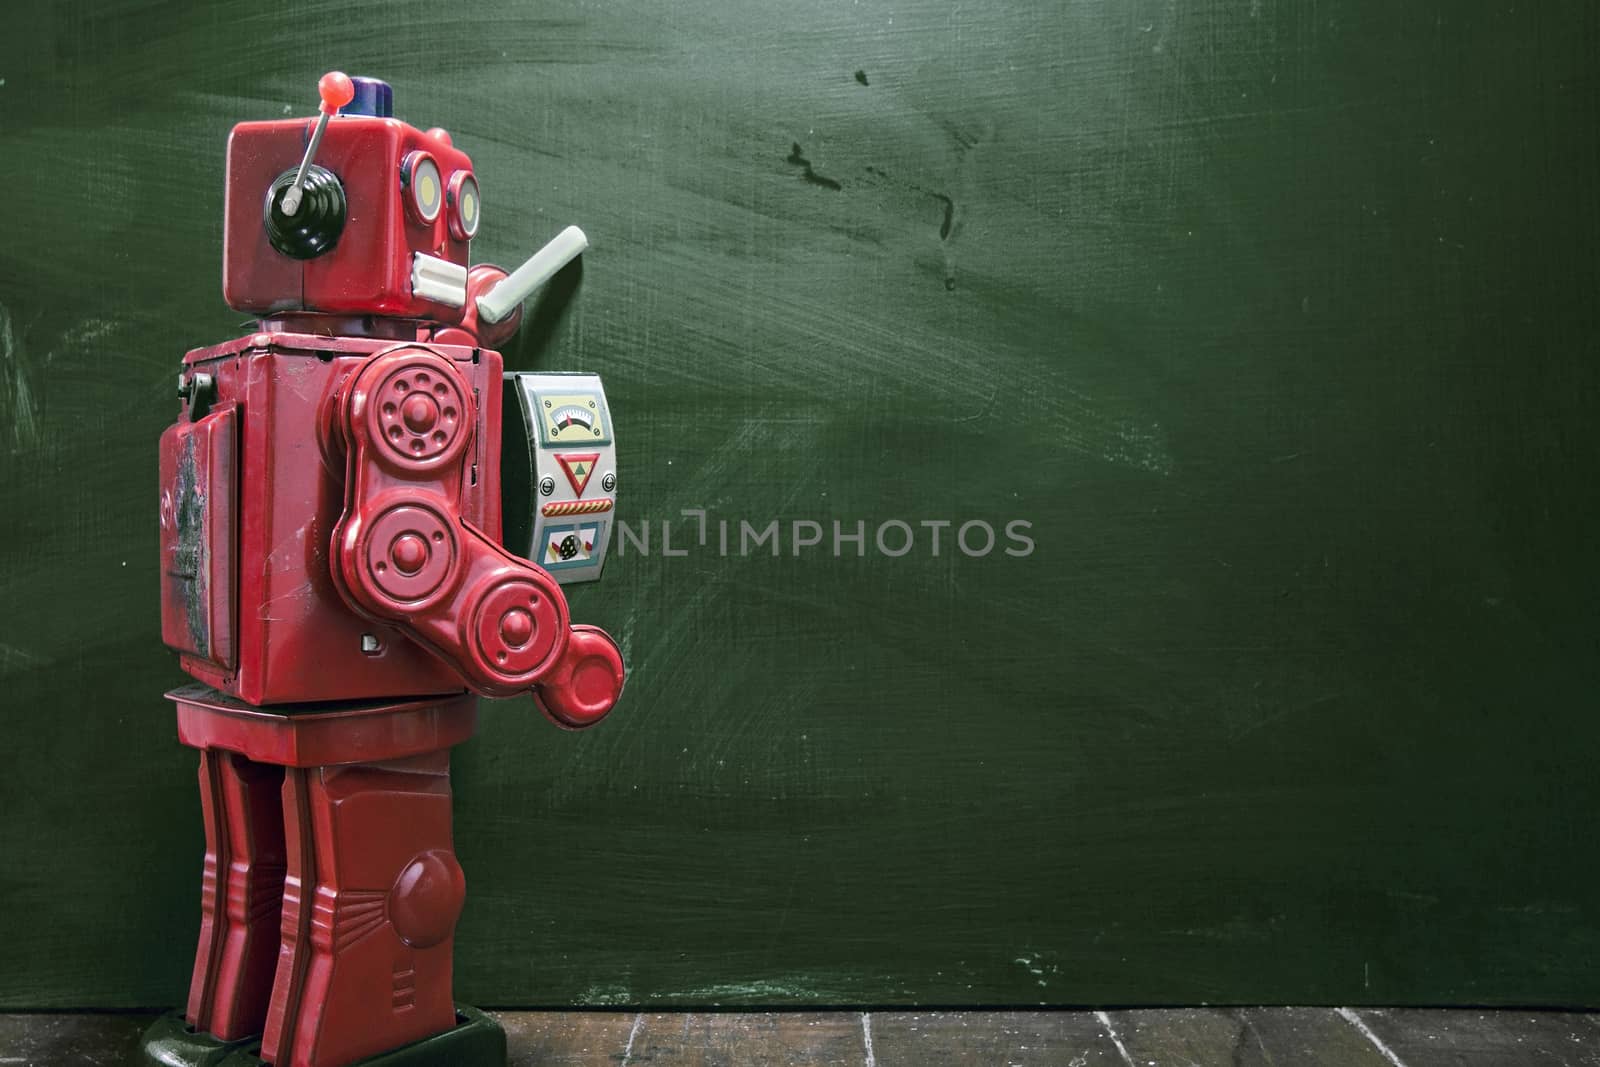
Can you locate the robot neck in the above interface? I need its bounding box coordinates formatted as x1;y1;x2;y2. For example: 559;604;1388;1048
256;313;426;341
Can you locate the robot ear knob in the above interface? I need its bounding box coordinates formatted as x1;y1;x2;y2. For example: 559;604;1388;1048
264;165;346;259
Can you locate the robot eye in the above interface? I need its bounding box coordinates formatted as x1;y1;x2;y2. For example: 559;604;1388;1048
448;172;481;240
400;151;443;222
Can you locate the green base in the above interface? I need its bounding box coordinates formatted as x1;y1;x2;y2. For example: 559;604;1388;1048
137;1006;506;1066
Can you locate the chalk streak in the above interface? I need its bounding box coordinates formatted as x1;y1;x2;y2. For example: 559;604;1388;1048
621;1012;644;1066
1095;1010;1136;1067
861;1011;877;1067
1337;1008;1409;1067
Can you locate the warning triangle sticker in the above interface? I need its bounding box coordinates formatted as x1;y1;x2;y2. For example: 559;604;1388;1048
555;452;600;496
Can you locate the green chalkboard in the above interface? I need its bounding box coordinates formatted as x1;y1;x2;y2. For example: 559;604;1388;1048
2;0;1598;1009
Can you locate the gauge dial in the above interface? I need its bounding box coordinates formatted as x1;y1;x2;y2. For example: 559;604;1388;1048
539;392;608;445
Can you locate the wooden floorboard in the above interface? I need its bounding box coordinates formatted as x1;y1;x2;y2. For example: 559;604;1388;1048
1104;1007;1400;1067
1348;1008;1600;1067
0;1012;151;1066
498;1010;638;1065
615;1012;865;1066
869;1010;1125;1066
0;1009;1597;1064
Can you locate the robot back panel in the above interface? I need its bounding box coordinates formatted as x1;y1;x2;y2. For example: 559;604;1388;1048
159;333;504;705
502;372;618;583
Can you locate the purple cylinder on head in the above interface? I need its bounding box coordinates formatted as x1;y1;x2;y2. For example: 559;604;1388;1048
343;76;392;118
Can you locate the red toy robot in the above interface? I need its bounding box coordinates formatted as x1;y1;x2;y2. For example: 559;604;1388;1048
145;72;624;1067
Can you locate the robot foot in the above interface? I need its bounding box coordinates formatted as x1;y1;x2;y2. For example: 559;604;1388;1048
137;1004;506;1067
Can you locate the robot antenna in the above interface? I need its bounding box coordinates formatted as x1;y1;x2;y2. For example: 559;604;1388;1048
280;71;356;218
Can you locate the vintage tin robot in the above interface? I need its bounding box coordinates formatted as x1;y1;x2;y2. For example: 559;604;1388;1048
143;72;624;1067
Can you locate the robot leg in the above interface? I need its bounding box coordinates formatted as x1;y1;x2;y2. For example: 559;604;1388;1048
186;750;288;1040
261;752;465;1067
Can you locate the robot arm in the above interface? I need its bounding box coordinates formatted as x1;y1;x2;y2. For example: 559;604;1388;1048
477;226;588;324
451;227;589;349
328;346;624;727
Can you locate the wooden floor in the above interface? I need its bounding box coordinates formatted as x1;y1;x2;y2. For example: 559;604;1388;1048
2;1008;1598;1065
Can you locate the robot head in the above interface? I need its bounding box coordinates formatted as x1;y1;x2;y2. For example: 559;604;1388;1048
222;75;483;322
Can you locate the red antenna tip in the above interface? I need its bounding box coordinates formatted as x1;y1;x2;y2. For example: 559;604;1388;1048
317;71;356;114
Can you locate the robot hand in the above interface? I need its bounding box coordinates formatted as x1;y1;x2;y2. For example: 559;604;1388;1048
442;226;588;349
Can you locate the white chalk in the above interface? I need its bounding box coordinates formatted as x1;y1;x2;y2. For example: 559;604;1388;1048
477;225;588;324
